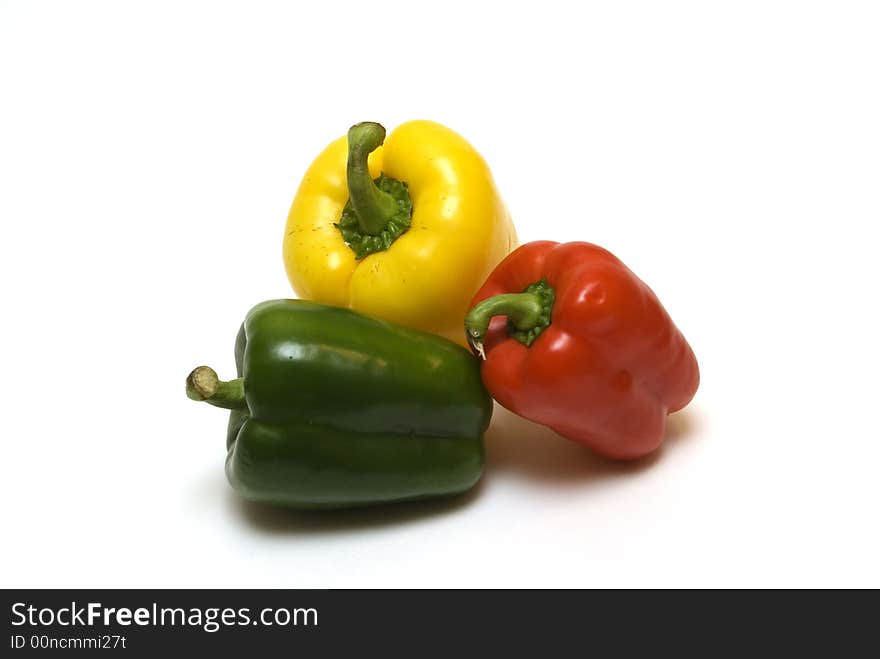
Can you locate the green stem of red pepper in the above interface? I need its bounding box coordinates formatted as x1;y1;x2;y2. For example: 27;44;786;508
465;279;556;356
186;366;247;411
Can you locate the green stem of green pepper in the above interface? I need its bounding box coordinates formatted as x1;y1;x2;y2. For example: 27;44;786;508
186;366;247;411
346;122;400;236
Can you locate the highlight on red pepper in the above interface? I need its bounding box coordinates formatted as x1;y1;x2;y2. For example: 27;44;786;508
464;241;699;460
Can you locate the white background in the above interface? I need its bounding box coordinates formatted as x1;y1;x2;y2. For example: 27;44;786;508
2;1;878;588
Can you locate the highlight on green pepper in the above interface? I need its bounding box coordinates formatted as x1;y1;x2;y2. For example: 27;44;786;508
186;299;492;510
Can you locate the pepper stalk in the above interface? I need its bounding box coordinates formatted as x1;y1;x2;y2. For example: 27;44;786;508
464;279;555;357
186;366;247;411
336;122;413;259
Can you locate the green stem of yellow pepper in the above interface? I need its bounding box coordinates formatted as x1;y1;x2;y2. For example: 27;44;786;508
346;122;399;236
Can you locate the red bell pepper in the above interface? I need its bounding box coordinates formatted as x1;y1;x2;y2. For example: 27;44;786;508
464;241;699;460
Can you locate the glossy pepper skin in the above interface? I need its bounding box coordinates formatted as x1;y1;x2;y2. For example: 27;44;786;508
465;241;699;460
283;120;517;344
186;300;491;509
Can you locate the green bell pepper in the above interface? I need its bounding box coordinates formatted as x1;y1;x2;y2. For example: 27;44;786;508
186;299;491;510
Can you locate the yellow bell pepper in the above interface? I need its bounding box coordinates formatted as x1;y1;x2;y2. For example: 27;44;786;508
283;120;517;344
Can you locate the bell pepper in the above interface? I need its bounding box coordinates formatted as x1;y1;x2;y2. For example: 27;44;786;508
464;241;699;460
186;299;491;509
282;120;517;344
